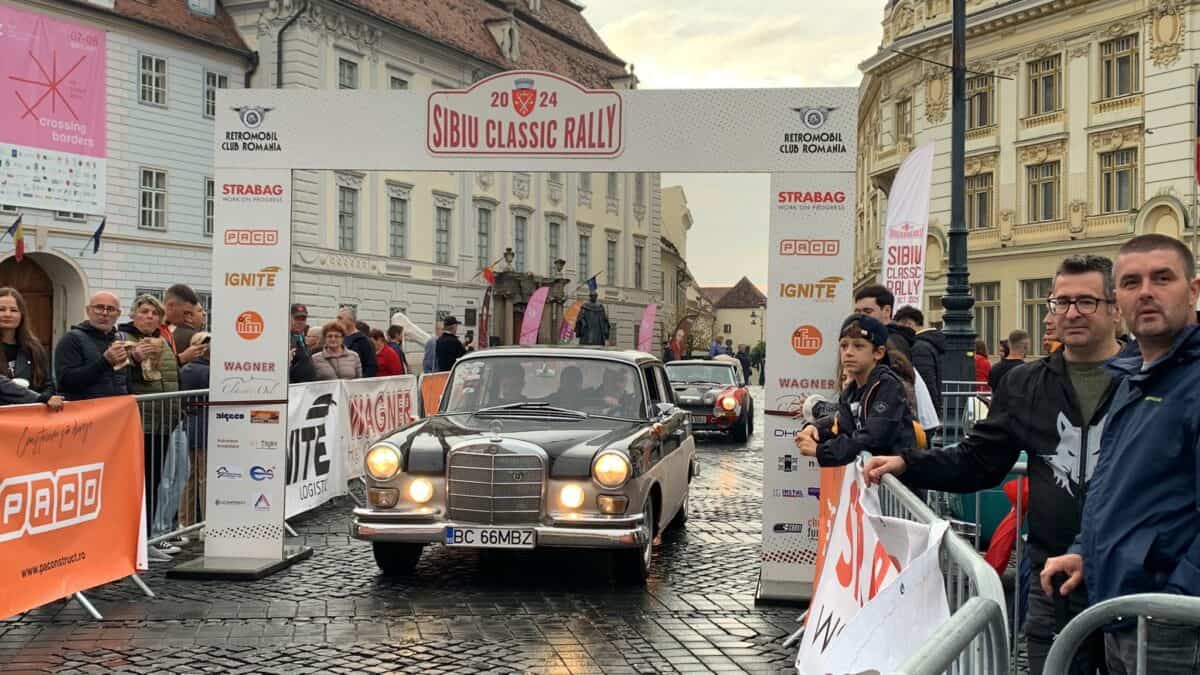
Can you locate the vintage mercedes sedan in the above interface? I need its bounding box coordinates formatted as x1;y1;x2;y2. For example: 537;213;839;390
351;347;698;582
665;359;754;442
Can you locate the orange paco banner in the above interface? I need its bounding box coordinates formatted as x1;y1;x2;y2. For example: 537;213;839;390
420;372;450;417
811;465;846;593
1;396;144;619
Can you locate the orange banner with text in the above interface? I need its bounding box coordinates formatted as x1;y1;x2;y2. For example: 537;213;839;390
0;397;144;619
811;465;846;593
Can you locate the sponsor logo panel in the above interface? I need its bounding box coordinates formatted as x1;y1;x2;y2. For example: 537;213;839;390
779;239;840;257
790;325;823;356
235;311;264;340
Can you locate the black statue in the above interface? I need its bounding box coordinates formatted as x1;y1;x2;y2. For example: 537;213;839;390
575;291;610;346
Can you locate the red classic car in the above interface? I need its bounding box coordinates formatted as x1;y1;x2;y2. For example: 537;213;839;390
665;359;753;442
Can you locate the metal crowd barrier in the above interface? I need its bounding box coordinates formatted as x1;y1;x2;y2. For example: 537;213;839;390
137;389;210;550
877;471;1010;674
1044;594;1200;674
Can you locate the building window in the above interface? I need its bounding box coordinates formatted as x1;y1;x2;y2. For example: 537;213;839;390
1101;35;1139;99
606;240;617;286
204;178;214;236
634;242;644;289
196;291;212;330
971;282;1000;356
476;208;491;269
966;173;993;229
1022;278;1053;355
389;75;409;90
1027;161;1060;223
578;233;590;281
139;168;167;230
389;197;408;258
723;323;733;335
579;173;592;192
338;186;357;251
895;98;912;141
547;221;561;273
54;211;86;222
139;54;167;106
1028;55;1061;116
1100;149;1137;214
203;71;228;118
967;74;993;129
435;206;451;265
338;58;359;89
513;214;527;272
607;173;618;197
135;287;164;301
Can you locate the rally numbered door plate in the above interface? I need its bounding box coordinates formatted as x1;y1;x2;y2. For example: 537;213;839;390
445;526;535;549
690;415;709;425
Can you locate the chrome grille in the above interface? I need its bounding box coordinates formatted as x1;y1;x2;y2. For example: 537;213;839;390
447;447;544;525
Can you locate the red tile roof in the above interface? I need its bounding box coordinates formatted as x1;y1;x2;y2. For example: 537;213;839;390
712;277;766;309
66;1;250;55
346;0;628;88
700;286;732;305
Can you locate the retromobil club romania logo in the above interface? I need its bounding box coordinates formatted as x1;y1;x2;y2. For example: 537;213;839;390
224;106;282;152
427;72;623;157
236;311;264;340
791;325;823;356
782;106;847;156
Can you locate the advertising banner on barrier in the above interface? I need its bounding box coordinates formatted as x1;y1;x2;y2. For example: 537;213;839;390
286;381;343;519
0;5;107;214
759;172;855;602
879;142;934;311
343;376;419;480
0;397;144;619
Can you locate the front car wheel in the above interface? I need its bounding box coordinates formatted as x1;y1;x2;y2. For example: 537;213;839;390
373;542;424;576
613;495;654;583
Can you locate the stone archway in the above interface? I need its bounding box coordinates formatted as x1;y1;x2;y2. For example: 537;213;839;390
1135;194;1187;237
0;251;89;349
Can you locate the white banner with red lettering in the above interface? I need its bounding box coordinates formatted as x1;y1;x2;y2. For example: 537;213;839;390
879;142;935;311
796;460;949;674
343;375;419;480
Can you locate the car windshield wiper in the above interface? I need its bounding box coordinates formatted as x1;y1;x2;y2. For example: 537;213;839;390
685;379;722;386
475;402;589;419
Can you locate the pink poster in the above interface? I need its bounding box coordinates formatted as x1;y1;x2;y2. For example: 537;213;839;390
1;6;107;157
519;286;550;345
637;303;656;353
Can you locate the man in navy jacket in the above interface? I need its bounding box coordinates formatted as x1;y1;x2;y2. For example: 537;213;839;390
1043;234;1200;673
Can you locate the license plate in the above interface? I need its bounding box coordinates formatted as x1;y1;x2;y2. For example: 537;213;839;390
691;415;709;424
444;526;535;549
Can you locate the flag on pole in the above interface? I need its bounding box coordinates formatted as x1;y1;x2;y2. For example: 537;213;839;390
79;217;106;255
586;275;599;293
1;214;19;244
6;215;25;262
878;142;935;311
519;286;550;345
482;266;495;285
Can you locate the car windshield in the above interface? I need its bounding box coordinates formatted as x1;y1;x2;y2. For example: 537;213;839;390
665;363;737;386
442;356;646;419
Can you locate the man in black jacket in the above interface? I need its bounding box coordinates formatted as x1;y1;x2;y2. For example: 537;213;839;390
288;303;316;383
865;254;1123;675
435;316;467;372
989;329;1029;394
54;291;130;399
894;306;944;415
337;306;377;378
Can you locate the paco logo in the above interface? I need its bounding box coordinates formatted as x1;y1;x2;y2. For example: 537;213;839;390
0;463;103;543
779;239;840;257
249;466;275;481
236;311;264;340
791;325;823;356
224;229;279;246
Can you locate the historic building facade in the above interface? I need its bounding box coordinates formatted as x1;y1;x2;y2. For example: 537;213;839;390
222;0;664;348
856;0;1196;354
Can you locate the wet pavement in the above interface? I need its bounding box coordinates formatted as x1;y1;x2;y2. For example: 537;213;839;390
1;389;810;674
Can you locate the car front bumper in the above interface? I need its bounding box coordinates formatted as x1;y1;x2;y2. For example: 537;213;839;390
680;406;738;430
351;508;648;549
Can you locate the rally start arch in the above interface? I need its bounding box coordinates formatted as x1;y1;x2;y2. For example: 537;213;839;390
181;71;857;603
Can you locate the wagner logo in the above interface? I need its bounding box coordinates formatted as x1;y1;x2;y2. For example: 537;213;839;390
225;361;276;373
224;229;279;246
236;311;264;340
778;377;839;391
791;325;823;356
215;412;246;422
225;266;280;289
250;410;280;424
0;463;103;543
779;239;840;257
779;276;842;302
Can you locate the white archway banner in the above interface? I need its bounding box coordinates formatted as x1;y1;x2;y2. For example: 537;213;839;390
201;72;857;597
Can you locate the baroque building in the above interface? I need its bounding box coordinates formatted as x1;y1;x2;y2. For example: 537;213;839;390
856;0;1195;354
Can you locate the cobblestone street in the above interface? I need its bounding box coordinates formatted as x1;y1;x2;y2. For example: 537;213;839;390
1;391;808;674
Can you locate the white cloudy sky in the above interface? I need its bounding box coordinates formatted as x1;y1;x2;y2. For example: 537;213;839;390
583;0;883;286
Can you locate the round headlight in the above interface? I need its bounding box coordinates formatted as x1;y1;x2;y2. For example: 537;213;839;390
365;444;401;480
408;478;434;504
592;451;631;489
559;484;585;509
721;396;737;411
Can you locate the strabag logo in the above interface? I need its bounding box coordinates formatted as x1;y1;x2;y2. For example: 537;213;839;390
225;266;280;289
427;71;623;157
777;190;848;212
220;184;284;203
225;229;279;246
288;393;335;502
223;106;283;153
781;106;847;156
0;463;102;543
779;239;840;257
779;276;842;302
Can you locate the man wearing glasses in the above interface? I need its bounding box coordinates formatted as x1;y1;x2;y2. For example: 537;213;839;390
54;291;132;400
865;254;1123;675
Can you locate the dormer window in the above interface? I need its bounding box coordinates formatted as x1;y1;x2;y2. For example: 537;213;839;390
187;0;216;17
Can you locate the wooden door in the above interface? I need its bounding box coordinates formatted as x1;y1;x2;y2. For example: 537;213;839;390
0;258;54;350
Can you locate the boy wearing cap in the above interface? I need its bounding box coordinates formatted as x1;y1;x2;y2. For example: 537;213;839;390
795;313;916;466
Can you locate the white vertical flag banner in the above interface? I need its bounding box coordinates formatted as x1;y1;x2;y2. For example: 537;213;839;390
879;142;935;311
760;172;855;602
